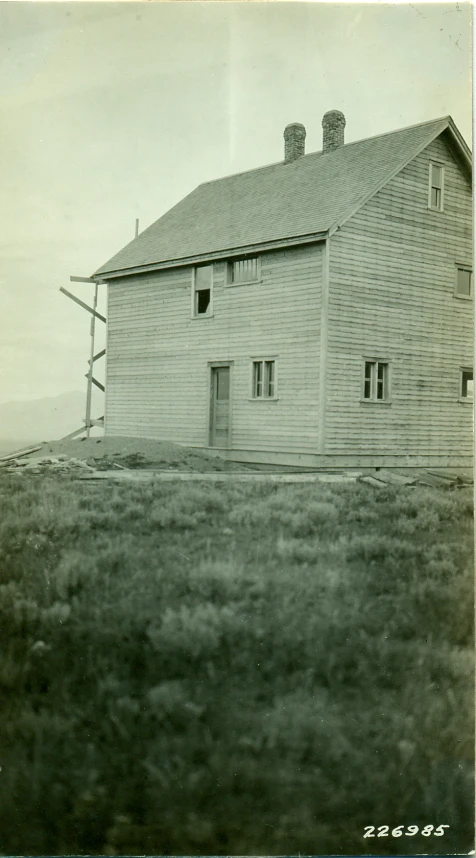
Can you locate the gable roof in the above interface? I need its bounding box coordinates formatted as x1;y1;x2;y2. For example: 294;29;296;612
95;116;471;279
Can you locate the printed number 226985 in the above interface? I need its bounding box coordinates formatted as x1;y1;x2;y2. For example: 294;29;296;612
363;825;449;838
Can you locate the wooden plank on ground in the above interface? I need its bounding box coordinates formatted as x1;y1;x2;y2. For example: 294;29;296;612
417;472;453;488
358;476;388;488
374;469;417;486
426;470;473;484
0;444;42;463
76;471;360;483
425;470;457;482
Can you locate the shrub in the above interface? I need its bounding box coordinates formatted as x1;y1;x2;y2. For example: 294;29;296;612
0;472;472;856
147;601;242;664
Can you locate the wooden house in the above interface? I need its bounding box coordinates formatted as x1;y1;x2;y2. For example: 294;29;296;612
93;111;473;467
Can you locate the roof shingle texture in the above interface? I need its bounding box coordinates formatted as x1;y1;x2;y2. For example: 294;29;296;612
95;118;449;277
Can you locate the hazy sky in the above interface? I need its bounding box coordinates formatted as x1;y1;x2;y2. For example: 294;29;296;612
0;1;472;406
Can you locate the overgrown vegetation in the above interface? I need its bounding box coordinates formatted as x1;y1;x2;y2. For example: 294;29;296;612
0;473;473;855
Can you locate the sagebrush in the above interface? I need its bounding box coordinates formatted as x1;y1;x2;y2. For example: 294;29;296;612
0;474;473;855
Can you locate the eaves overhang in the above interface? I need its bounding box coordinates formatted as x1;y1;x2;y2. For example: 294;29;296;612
94;230;328;281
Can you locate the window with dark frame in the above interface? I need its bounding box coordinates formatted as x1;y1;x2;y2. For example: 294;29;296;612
252;359;276;398
363;360;389;401
460;369;473;400
229;257;259;285
429;163;444;211
193;265;212;316
456;266;472;298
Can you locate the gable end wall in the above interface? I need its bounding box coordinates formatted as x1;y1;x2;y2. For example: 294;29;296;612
325;133;473;462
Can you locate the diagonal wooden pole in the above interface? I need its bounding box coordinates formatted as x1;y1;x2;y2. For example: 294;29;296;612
59;287;106;322
85;284;99;439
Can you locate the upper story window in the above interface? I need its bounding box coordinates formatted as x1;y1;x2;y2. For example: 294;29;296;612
193;265;213;317
363;359;390;402
455;266;472;299
428;162;444;211
460;368;473;401
227;256;260;286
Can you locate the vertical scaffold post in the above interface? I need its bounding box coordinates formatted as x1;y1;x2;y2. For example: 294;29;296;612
85;283;99;438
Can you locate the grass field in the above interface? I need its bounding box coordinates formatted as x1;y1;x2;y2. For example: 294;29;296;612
0;471;473;855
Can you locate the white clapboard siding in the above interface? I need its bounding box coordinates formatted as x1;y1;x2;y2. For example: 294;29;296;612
106;244;323;452
325;132;473;456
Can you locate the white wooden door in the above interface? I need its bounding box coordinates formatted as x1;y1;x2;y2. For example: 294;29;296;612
210;366;231;447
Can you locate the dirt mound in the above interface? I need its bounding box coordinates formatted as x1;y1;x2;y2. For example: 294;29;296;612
19;436;254;473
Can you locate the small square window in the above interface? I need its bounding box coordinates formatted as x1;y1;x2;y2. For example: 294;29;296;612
456;267;472;298
228;257;260;285
193;265;213;316
428;162;444;211
252;359;276;398
460;369;473;400
363;360;390;402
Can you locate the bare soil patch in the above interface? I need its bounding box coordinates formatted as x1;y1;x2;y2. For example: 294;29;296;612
17;436;256;472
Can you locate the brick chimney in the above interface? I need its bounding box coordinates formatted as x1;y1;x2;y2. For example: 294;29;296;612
322;110;346;153
284;123;306;163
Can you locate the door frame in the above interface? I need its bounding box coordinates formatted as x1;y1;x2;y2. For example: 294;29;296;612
208;361;233;448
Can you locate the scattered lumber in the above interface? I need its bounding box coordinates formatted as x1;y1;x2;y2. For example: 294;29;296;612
357;476;387;488
426;469;473;485
0;445;42;463
417;470;473;488
373;469;417;486
2;455;95;475
425;470;457;482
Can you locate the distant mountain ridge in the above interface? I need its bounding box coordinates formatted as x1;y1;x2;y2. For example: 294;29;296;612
0;391;86;453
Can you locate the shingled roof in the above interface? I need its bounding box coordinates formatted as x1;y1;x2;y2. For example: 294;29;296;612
95;116;470;279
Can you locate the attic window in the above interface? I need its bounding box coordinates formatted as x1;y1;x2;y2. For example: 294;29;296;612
193;265;213;317
428;162;444;211
227;257;260;286
455;266;472;299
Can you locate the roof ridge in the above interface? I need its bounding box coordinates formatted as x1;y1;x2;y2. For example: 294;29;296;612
337;115;450;151
198;115;451;188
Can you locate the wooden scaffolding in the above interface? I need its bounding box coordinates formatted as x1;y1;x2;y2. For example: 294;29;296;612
60;276;106;439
